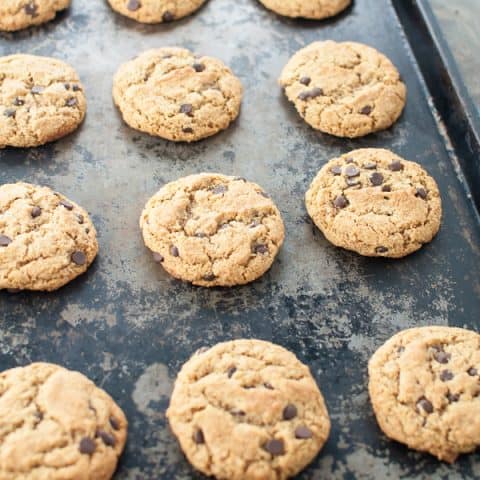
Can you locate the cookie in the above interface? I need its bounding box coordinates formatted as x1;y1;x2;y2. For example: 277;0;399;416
258;0;350;19
0;362;127;479
0;182;98;291
305;148;442;258
112;48;243;142
140;173;284;286
0;54;86;148
369;326;480;463
167;339;330;480
0;0;70;31
279;41;406;138
107;0;205;23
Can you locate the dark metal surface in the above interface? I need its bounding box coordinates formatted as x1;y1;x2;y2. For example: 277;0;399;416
1;0;479;478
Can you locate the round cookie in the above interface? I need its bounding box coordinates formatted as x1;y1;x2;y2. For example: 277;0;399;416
167;339;331;480
279;41;406;138
107;0;206;23
140;173;285;286
258;0;350;19
0;0;70;31
0;182;98;291
0;54;86;148
0;362;128;479
369;326;480;463
305;148;442;258
113;48;243;142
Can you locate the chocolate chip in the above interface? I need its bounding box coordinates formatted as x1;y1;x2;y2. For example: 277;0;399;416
389;160;404;172
79;437;96;454
182;127;193;133
126;0;141;10
212;185;227;195
360;105;372;115
193;63;205;72
370;172;384;186
433;351;451;364
416;188;427;199
4;109;16;118
85;228;90;234
298;87;323;100
447;392;460;403
295;426;313;439
31;86;44;95
203;274;216;281
252;244;268;255
416;396;433;414
71;251;86;265
227;366;236;378
333;195;348;209
375;246;388;254
467;367;478;376
65;97;78;107
345;165;360;177
282;404;297;421
180;104;193;116
59;200;74;210
397;346;405;354
0;235;12;247
24;2;38;16
109;417;120;430
382;185;392;192
193;429;205;444
299;76;311;86
76;214;84;224
96;429;116;447
264;382;274;390
234;177;246;182
440;370;454;382
263;439;285;456
153;252;164;263
195;232;207;238
260;191;270;198
64;83;70;90
330;165;342;176
231;409;245;416
13;97;24;106
364;162;377;170
31;206;42;218
72;85;81;92
170;245;179;257
162;10;174;22
346;178;361;187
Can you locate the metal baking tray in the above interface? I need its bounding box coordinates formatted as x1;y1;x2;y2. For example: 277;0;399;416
1;0;479;478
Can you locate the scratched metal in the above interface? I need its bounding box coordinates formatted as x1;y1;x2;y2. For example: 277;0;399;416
1;0;479;478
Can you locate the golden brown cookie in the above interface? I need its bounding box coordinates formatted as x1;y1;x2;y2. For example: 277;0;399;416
107;0;205;23
0;0;70;31
167;339;331;480
0;54;86;148
279;41;406;138
0;182;98;292
369;326;480;463
112;47;243;142
0;362;128;479
305;149;442;258
258;0;350;19
140;173;285;286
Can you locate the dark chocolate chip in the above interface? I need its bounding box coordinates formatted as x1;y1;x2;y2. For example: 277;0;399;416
295;426;313;439
153;252;164;263
382;185;392;192
415;188;427;199
360;105;372;115
203;274;216;281
264;382;274;390
370;172;384;186
72;85;81;92
299;76;311;86
24;2;38;16
282;404;297;421
345;165;360;177
231;409;245;416
182;127;193;133
109;417;120;430
31;86;44;95
76;214;84;224
65;97;78;107
4;109;16;118
416;396;433;414
192;63;205;72
193;429;205;444
96;429;116;447
252;244;268;255
375;246;388;254
34;410;43;420
364;162;377;170
467;367;478;376
13;97;25;106
170;245;179;257
180;104;193;116
298;87;323;100
330;165;342;176
212;184;227;195
447;392;460;403
162;10;174;22
227;366;237;378
71;251;86;265
333;195;348;209
433;351;451;364
85;228;90;234
64;83;70;90
31;206;42;218
0;235;12;247
59;200;74;210
79;437;96;454
346;178;361;187
126;0;141;11
440;370;454;382
388;160;404;172
263;439;285;456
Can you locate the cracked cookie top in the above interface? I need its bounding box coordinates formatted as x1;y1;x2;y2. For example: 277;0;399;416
112;48;243;142
305;148;442;258
0;0;70;31
369;326;480;463
0;182;98;291
140;173;285;287
279;41;406;138
167;339;330;480
107;0;205;24
258;0;350;19
0;362;128;480
0;54;86;148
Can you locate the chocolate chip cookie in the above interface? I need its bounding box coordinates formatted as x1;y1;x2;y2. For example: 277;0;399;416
112;47;243;142
0;362;128;479
369;326;480;463
305;148;442;257
0;54;86;148
0;0;70;31
258;0;350;19
167;339;331;479
107;0;206;23
0;182;98;291
279;41;406;138
140;173;284;286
